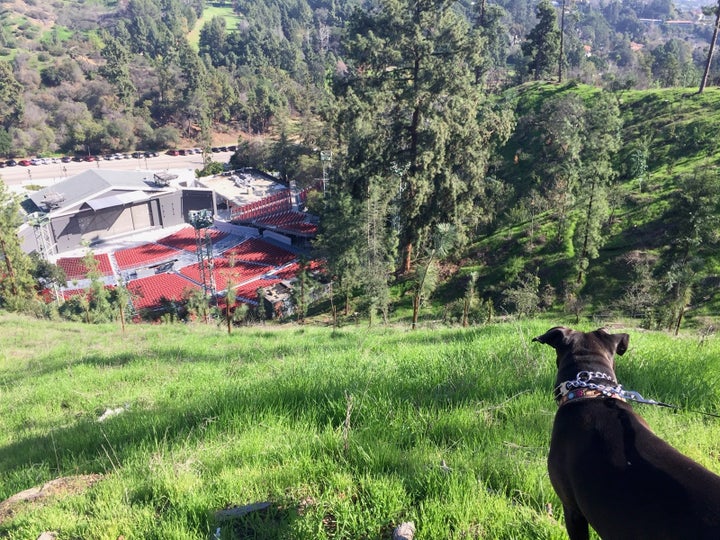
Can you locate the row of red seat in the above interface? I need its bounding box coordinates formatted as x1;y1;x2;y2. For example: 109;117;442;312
56;254;113;280
114;243;181;270
233;278;282;303
179;258;273;293
156;226;227;253
231;190;292;220
272;221;318;235
255;210;307;228
127;273;201;311
223;238;296;266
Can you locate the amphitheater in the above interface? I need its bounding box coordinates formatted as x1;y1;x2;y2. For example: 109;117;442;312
19;168;321;317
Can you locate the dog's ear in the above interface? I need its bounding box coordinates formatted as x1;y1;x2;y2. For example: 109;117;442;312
613;333;630;356
532;326;572;350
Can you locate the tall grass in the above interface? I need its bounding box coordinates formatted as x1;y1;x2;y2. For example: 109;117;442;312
1;314;719;539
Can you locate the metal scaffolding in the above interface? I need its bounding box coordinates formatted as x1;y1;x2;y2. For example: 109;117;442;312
189;209;216;300
27;212;61;304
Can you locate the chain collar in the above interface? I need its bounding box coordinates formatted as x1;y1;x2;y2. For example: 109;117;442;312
554;371;719;417
554;371;625;406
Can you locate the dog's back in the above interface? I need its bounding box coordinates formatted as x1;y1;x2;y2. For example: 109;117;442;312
549;398;720;539
535;326;720;540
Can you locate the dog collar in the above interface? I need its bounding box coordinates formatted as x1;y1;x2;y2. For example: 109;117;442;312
554;371;626;407
555;386;626;406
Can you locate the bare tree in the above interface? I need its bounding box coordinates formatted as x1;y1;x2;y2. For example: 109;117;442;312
558;0;567;82
699;0;720;94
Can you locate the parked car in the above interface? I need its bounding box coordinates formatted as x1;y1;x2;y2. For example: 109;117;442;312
84;155;95;162
5;159;17;166
131;152;143;159
61;156;72;163
166;149;179;156
18;159;31;166
144;151;159;158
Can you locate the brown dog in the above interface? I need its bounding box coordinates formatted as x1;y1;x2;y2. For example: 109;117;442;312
534;326;720;540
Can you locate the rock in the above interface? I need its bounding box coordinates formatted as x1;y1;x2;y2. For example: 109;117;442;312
215;501;272;521
393;521;416;540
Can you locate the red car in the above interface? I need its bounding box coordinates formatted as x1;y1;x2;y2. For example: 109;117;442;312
166;149;180;156
18;159;31;166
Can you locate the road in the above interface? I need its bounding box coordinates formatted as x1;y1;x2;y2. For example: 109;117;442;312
1;151;235;191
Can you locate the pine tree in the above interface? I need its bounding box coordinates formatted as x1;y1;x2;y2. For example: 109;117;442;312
0;182;36;311
522;0;561;81
0;61;24;129
334;0;511;275
573;92;621;284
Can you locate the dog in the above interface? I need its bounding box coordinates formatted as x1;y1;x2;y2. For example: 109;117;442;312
533;326;720;539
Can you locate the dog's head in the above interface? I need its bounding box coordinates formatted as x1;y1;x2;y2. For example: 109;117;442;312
533;326;629;382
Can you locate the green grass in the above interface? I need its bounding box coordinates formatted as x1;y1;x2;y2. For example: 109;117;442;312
187;5;244;50
1;314;720;538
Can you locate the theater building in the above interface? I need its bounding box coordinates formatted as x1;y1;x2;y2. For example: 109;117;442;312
19;169;215;256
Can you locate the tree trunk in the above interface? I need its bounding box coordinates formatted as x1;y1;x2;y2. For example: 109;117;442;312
577;180;596;284
119;302;126;334
558;0;566;83
402;242;413;275
0;236;18;296
478;0;486;26
411;295;419;330
700;1;720;94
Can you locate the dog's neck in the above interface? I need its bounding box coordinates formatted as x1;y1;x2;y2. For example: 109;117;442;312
555;356;617;388
554;369;625;407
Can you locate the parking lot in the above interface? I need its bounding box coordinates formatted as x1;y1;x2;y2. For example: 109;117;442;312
1;150;235;189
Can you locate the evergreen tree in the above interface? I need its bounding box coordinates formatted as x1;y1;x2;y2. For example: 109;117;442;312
0;182;36;311
474;3;510;87
409;223;456;329
661;165;720;333
335;0;510;275
522;0;561;81
573;92;621;284
0;61;24;129
99;32;136;109
314;191;364;318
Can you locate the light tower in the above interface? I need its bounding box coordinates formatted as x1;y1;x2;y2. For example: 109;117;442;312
189;209;216;300
320;150;332;196
27;212;61;304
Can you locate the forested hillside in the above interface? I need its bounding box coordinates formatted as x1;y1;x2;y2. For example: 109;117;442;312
2;0;720;330
0;0;716;159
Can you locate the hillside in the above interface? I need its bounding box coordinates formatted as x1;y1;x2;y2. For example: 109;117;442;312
0;0;716;160
460;83;720;328
4;0;720;330
1;314;720;538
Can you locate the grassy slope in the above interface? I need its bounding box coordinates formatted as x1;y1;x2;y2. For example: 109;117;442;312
470;83;720;318
186;5;244;50
1;314;720;538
